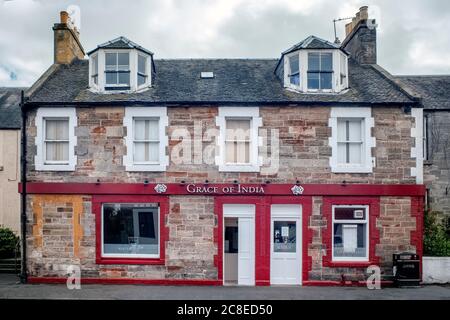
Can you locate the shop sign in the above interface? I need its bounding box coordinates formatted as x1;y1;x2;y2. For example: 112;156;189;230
186;184;265;195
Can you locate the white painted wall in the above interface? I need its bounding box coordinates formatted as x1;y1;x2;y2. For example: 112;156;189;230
0;130;21;234
423;257;450;284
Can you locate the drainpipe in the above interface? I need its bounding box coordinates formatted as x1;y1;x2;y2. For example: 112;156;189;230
19;90;28;284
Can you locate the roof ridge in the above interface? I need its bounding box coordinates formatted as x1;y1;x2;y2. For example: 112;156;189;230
154;58;279;61
87;36;154;56
397;75;450;78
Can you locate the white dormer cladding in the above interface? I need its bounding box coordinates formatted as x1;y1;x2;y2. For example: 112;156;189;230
281;36;349;94
284;50;348;93
88;37;153;94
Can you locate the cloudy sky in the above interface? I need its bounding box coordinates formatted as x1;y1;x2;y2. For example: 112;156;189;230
1;0;450;87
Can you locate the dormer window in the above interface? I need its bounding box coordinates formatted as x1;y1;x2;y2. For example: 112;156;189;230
138;54;148;87
288;55;300;86
105;52;130;89
307;52;333;91
91;54;98;85
277;36;349;94
340;54;347;86
88;37;153;94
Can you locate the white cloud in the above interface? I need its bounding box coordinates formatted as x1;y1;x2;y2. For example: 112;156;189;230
0;0;449;86
0;67;10;83
410;42;450;70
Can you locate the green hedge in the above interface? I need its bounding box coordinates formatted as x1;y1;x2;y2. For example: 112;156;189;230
424;212;450;257
0;227;19;259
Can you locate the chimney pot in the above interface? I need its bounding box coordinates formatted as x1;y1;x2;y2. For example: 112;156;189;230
360;6;369;20
60;11;69;24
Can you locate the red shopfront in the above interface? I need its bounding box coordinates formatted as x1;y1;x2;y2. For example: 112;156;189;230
22;183;424;286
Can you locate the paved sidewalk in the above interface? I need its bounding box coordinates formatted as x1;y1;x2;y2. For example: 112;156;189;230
0;275;449;300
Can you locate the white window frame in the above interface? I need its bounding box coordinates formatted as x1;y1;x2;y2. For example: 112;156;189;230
216;107;262;173
137;53;151;90
423;114;428;161
306;51;334;93
329;107;375;173
283;50;348;94
284;52;301;90
123;107;168;172
104;50;131;89
89;49;152;94
43;118;70;165
338;52;348;91
411;108;424;184
101;203;160;259
332;205;369;263
90;53;99;89
35;108;77;172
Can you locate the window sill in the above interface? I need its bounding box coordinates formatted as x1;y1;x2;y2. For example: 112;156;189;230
218;164;260;173
307;89;334;93
285;87;345;95
331;166;373;174
35;164;75;172
125;164;167;172
105;86;131;92
96;257;165;265
137;85;151;92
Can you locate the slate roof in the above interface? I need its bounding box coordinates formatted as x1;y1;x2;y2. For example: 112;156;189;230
397;76;450;110
87;36;154;56
26;58;416;106
0;87;23;129
282;36;342;56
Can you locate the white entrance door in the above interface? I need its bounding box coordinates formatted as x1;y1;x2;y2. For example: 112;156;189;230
223;204;255;286
237;217;255;286
270;205;302;285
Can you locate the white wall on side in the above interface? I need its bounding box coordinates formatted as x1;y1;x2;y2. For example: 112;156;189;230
0;130;21;234
423;257;450;284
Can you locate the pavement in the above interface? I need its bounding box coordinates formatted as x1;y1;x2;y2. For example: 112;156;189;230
0;274;449;300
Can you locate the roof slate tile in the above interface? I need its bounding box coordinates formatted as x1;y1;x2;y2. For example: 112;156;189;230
28;58;414;106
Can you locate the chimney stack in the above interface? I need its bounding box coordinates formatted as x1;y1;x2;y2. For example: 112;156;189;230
53;11;85;64
342;6;377;65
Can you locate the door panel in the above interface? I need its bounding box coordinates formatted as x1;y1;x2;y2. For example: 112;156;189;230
238;217;255;286
270;205;302;285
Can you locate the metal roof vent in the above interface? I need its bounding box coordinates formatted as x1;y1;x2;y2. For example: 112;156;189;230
201;72;214;79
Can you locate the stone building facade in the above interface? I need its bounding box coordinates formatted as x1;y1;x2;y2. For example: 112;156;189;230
22;8;426;286
398;76;450;223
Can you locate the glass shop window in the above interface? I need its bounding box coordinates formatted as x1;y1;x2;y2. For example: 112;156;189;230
273;221;297;253
332;206;368;261
102;203;159;258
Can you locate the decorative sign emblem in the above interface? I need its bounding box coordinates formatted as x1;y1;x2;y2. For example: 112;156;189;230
291;185;304;196
154;184;168;194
